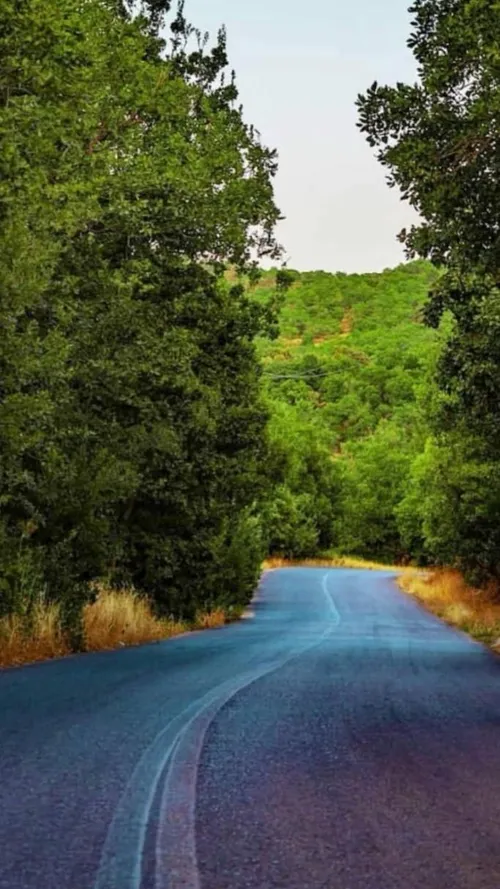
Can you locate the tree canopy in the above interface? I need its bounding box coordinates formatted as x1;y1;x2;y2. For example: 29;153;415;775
357;0;500;279
0;0;281;626
357;0;500;585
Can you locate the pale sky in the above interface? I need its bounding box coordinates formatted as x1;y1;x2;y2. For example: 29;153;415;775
183;0;419;273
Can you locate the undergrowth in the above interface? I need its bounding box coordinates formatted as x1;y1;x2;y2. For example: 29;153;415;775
0;588;235;668
397;569;500;648
263;553;407;571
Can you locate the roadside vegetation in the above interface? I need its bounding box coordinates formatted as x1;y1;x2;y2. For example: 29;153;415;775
263;555;406;572
261;1;500;604
0;589;231;668
0;0;281;657
1;0;500;666
397;571;500;650
357;0;500;592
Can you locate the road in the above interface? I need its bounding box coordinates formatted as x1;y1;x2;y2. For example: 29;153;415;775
1;568;500;889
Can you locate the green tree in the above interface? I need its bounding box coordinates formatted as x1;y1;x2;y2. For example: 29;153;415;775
335;418;420;561
263;397;340;558
255;261;438;564
0;0;281;623
357;0;500;583
398;433;500;581
357;0;500;277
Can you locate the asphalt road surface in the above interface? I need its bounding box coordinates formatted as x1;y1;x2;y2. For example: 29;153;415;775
2;568;500;889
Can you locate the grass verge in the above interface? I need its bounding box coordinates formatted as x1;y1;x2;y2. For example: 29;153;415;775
82;587;188;653
397;569;500;649
0;587;237;669
263;554;407;571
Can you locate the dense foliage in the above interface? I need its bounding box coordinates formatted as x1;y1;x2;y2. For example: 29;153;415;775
253;262;441;563
0;0;281;628
3;0;499;641
357;0;500;584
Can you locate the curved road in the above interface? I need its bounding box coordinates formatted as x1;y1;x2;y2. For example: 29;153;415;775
2;568;500;889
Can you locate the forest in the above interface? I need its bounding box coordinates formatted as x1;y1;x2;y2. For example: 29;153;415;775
253;260;442;564
1;0;499;653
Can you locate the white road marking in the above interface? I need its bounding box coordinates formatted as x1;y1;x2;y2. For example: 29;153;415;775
155;573;343;889
155;666;283;889
94;569;342;889
322;571;341;626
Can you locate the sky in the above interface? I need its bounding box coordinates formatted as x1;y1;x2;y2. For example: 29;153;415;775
182;0;419;274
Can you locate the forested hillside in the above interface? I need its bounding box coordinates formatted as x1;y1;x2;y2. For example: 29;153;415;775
251;261;442;562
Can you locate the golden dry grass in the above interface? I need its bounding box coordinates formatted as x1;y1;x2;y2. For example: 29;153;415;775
397;569;500;647
82;586;188;652
0;588;237;668
194;607;227;630
0;602;70;668
263;555;406;572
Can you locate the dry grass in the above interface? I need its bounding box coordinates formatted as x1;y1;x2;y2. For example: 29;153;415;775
0;602;70;668
263;554;406;572
194;607;227;630
0;587;238;669
82;586;188;652
397;569;500;647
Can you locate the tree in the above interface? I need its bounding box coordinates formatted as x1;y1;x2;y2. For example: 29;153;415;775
397;433;500;581
263;396;340;558
357;0;500;278
0;0;281;623
335;419;420;561
255;262;438;564
357;0;500;583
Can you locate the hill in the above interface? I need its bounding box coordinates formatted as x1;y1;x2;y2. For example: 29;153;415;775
251;261;442;561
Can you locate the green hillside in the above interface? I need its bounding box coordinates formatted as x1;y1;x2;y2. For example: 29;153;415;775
252;261;442;561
